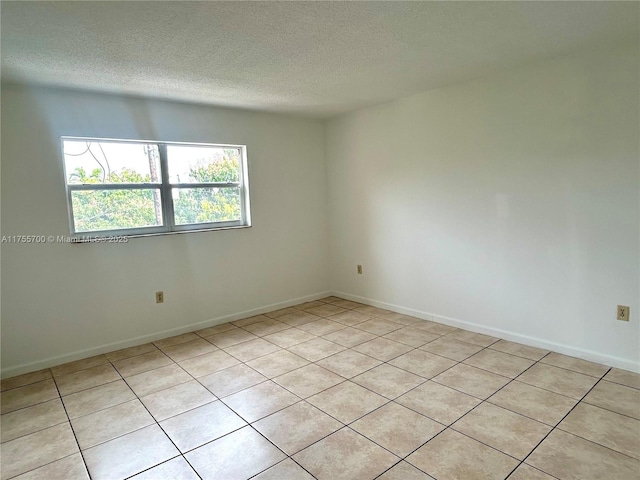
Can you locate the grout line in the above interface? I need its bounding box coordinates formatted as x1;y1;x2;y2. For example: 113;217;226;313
50;376;94;480
505;368;613;478
112;358;204;480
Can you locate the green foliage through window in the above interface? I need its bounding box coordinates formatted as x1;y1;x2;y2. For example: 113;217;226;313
64;140;247;234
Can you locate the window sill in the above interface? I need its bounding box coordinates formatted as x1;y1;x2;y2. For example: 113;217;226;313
70;224;252;243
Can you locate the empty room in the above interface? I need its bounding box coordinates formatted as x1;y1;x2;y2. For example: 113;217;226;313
1;1;638;479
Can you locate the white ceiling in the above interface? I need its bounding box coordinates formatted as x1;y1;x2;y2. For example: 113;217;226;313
1;1;638;118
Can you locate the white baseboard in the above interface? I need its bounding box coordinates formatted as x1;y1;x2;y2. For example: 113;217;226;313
1;291;331;379
333;291;640;374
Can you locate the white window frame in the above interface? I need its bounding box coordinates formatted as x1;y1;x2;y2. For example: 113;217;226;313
61;137;251;239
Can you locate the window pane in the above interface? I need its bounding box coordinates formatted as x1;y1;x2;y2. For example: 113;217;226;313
63;140;161;185
71;189;163;232
167;145;241;184
172;187;241;225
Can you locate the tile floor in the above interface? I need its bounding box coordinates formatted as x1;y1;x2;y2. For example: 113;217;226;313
1;297;639;479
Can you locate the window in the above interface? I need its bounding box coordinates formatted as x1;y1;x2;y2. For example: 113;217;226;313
61;137;251;238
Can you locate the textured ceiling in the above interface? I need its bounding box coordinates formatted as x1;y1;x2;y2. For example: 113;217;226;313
1;1;638;118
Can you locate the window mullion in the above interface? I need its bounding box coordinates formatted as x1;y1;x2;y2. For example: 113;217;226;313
158;144;175;231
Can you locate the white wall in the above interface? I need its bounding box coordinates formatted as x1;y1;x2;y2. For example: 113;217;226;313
326;43;639;371
1;85;329;376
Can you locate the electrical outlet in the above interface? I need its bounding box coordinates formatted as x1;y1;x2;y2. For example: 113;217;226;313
156;291;164;304
617;305;629;321
357;265;363;274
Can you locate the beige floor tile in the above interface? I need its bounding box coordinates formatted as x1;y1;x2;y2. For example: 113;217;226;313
446;329;499;347
558;403;640;459
488;380;577;426
224;380;300;422
160;401;246;452
253;458;315;480
389;350;457;379
355;319;403;336
223;337;281;362
277;311;323;327
198;363;267;398
351;402;444;457
287;338;346;362
185;426;285;479
353;337;413;362
298;319;346;336
329;311;372;326
605;368;640;389
153;333;200;349
112;350;172;378
583;380;640;419
420;336;484;361
243;318;290;336
264;306;299;319
517;363;599;399
396;381;480;425
432;363;510;399
51;355;109;378
0;423;79;480
293;428;398;480
1;398;67;443
378;312;424;326
407;428;519;480
297;301;326;311
233;314;271;327
178;349;240;377
55;364;121;396
322;327;376;347
318;296;344;303
317;349;382;378
377;461;434;480
1;369;52;392
416;322;458;335
527;429;640;480
55;364;121;395
332;299;364;310
352;364;425;399
194;322;237;337
205;328;258;348
508;464;556;480
452;403;551;460
140;380;216;421
274;364;344;398
247;350;309;378
83;424;179;480
463;349;535;378
253;401;342;455
71;399;154;449
263;328;316;348
306;304;347;318
125;364;192;397
11;453;89;480
540;352;609;378
1;379;58;414
160;338;218;362
62;379;135;419
104;343;158;363
352;305;391;317
383;327;440;347
306;381;387;423
488;340;549;361
131;457;199;480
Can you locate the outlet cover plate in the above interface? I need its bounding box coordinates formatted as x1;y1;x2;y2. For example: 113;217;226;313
617;305;629;321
